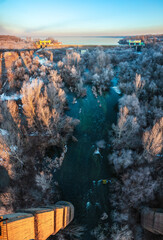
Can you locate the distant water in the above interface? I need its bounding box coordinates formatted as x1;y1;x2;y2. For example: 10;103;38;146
55;36;123;45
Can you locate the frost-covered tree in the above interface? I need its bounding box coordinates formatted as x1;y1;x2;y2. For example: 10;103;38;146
64;51;81;67
143;117;163;161
50;224;85;240
109;149;134;173
121;167;159;207
112;106;141;150
21;78;78;145
83;48;114;93
35;171;52;193
109;44;163;240
60;63;86;97
111;224;134;240
0;72;79;213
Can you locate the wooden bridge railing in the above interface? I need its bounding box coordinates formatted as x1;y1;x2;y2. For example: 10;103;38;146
0;201;74;240
141;207;163;235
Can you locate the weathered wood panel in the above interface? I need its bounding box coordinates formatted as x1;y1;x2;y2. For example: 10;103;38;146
40;205;64;235
154;212;163;235
17;208;54;240
56;201;74;227
141;208;155;233
141;208;163;235
0;213;35;240
54;207;64;234
0;201;74;239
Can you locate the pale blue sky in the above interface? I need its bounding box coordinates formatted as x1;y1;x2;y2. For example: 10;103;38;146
0;0;162;36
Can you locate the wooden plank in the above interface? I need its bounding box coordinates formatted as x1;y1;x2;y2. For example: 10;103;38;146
0;213;35;240
141;208;155;233
63;206;68;228
0;202;74;239
56;201;74;226
54;207;64;234
36;211;54;240
154;212;163;235
0;216;4;240
41;205;65;234
17;208;54;240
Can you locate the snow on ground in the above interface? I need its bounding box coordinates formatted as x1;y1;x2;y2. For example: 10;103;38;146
39;58;48;65
10;145;18;151
0;128;9;136
111;86;121;94
0;93;22;101
36;49;42;53
29;132;39;136
94;147;100;155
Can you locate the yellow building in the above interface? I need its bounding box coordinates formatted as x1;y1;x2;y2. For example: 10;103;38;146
35;40;52;48
35;40;62;48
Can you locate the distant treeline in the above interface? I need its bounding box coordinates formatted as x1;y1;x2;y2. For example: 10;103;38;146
119;34;163;44
0;35;22;42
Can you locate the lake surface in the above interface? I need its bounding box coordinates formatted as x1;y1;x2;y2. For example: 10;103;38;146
55;36;123;45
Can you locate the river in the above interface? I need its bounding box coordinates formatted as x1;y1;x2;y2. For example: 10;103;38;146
55;79;120;239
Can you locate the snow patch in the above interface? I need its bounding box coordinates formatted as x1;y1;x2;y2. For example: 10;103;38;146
0;93;22;101
96;139;106;149
29;132;39;136
10;146;18;151
0;128;9;136
101;212;108;220
39;58;49;65
86;201;91;209
112;86;121;94
93;147;102;157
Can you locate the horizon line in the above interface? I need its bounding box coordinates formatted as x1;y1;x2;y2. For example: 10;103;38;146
1;33;163;38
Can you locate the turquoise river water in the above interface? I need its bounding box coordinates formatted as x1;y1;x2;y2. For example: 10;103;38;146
55;79;120;239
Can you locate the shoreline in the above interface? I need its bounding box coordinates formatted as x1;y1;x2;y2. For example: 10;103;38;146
55;44;120;48
0;44;125;51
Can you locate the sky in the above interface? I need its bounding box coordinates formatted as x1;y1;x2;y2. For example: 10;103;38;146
0;0;163;36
